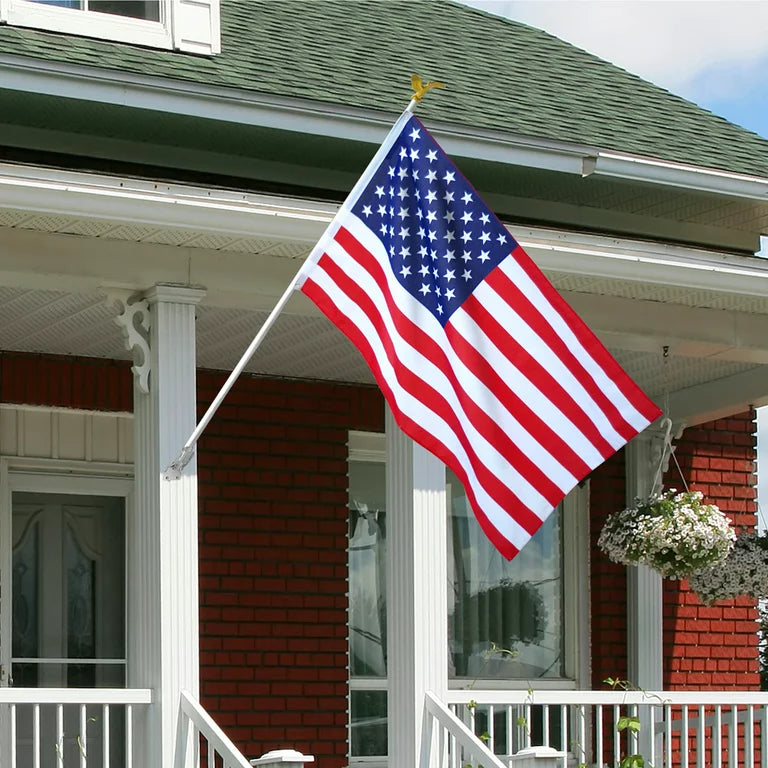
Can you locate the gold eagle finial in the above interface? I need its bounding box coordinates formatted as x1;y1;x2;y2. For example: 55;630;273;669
410;73;446;102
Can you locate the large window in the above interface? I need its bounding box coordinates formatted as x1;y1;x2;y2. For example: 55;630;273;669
448;468;563;681
0;0;220;53
348;433;587;761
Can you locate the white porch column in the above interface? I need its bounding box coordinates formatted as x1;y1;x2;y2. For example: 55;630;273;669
386;409;448;768
625;433;663;690
122;284;205;768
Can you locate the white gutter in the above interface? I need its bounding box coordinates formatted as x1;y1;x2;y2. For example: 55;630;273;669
588;151;768;201
2;161;768;298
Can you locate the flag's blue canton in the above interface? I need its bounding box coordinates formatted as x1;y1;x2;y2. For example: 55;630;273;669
350;116;518;327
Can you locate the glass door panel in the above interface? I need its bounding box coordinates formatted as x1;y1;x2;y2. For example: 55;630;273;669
9;492;126;768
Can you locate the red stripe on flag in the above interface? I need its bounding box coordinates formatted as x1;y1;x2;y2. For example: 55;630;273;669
333;226;572;502
443;322;593;482
316;244;546;534
504;244;662;424
301;274;521;560
461;291;618;459
487;264;639;442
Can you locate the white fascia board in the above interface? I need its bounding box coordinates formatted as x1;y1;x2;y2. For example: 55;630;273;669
0;54;609;176
0;162;337;243
591;152;768;201
3;161;768;298
4;54;768;199
518;226;768;297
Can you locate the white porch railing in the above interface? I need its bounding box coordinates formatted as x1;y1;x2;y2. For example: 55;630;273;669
175;688;253;768
0;687;152;768
437;689;768;768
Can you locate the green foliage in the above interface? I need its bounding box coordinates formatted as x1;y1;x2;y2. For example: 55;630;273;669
616;716;641;733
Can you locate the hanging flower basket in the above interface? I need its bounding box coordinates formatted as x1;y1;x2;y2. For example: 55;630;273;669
597;489;735;579
688;531;768;604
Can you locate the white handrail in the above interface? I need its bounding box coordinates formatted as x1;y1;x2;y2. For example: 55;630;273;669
177;689;252;768
447;689;768;706
0;687;152;704
423;690;508;768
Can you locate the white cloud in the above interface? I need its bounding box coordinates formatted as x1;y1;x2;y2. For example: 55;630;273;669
462;1;768;103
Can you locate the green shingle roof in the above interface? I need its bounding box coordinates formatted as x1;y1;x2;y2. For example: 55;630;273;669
1;0;768;178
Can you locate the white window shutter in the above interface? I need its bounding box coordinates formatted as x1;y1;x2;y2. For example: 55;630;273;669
171;0;221;55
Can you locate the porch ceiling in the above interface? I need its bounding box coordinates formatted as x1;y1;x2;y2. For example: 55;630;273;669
0;283;762;407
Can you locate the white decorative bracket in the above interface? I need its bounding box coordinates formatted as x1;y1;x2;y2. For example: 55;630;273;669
106;290;152;394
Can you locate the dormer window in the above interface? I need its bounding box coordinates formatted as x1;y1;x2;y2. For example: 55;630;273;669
0;0;220;53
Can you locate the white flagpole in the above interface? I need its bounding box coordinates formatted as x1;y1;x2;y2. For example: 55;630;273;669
164;270;303;479
165;79;443;480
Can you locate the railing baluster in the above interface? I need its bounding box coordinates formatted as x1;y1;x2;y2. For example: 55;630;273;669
682;704;689;768
506;703;513;757
542;703;550;747
126;704;133;768
697;704;705;768
104;704;111;768
10;703;17;768
561;704;568;768
747;704;755;768
596;704;604;767
648;704;656;768
56;704;64;765
665;704;672;768
729;705;738;768
33;703;40;768
578;704;586;767
713;704;722;768
207;727;215;768
524;703;531;749
630;704;639;757
614;704;620;768
762;704;767;768
488;704;495;755
80;703;88;768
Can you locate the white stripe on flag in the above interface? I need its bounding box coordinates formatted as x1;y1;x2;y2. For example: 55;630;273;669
497;256;651;432
472;278;628;448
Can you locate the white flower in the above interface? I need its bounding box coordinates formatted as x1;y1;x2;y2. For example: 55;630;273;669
597;490;735;579
688;532;768;604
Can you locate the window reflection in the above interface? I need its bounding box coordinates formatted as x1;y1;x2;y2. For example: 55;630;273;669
448;469;563;679
27;0;160;21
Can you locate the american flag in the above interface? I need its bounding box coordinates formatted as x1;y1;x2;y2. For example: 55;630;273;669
297;112;661;559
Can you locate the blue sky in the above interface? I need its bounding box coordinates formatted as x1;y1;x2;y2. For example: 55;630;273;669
461;1;768;140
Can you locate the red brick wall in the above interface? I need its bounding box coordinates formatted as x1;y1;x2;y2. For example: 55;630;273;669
589;448;629;689
0;351;132;411
589;410;760;692
196;371;383;766
662;410;760;689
